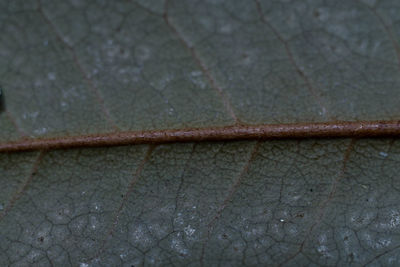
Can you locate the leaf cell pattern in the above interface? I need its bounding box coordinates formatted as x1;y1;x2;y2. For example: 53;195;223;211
1;0;400;266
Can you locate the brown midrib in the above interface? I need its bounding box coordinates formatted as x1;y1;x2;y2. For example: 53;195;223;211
0;120;399;152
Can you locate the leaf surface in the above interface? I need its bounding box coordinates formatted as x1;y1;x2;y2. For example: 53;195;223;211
1;0;400;266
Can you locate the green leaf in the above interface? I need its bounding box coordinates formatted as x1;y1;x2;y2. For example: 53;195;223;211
1;0;400;265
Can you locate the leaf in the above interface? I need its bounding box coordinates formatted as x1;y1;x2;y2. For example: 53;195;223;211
1;0;400;266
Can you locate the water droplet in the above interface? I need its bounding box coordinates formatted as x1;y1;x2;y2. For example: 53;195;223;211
220;24;232;34
361;184;368;189
319;107;327;116
90;215;99;230
47;72;56;81
184;225;196;236
379;151;388;157
33;127;47;135
191;71;202;77
170;237;188;255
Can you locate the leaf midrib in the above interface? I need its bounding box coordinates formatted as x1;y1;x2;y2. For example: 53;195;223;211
0;120;399;153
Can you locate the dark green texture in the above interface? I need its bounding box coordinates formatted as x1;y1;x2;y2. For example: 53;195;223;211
1;0;400;139
1;0;400;266
1;140;400;266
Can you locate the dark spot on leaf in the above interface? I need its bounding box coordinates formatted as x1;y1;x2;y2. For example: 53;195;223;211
296;69;303;75
313;10;320;18
38;236;44;242
121;194;124;198
344;236;348;241
0;86;4;112
222;233;228;239
233;247;238;252
296;213;304;218
310;188;313;192
348;252;354;262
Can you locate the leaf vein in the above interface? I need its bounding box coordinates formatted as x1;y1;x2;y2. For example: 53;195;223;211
163;0;239;124
37;0;119;130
